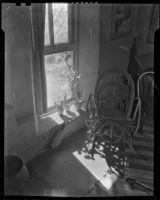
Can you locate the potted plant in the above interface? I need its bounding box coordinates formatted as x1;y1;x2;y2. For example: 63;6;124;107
64;52;83;111
74;89;83;111
54;95;64;116
62;92;70;112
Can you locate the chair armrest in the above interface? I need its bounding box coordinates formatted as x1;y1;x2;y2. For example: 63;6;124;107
133;97;141;120
132;97;141;135
127;97;140;120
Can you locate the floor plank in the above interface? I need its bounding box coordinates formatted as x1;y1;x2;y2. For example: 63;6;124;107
125;129;154;190
5;128;153;196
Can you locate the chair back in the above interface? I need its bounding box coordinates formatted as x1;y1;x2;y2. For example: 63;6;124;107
137;71;154;121
95;68;135;119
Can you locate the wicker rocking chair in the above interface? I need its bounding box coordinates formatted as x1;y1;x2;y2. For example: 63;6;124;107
85;68;142;158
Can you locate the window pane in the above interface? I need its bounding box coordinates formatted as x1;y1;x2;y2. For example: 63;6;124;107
52;3;69;44
44;4;50;46
44;51;73;108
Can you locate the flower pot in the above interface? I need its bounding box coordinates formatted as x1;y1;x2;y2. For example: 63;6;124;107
4;155;29;193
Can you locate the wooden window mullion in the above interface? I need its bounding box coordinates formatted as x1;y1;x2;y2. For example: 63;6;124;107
43;3;78;113
68;4;72;43
48;4;54;46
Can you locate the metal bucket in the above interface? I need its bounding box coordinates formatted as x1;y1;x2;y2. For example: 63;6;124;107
4;155;29;192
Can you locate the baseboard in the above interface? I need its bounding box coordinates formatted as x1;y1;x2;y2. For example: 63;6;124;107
143;126;154;131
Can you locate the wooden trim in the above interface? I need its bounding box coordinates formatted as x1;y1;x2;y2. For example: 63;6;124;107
68;4;72;43
147;4;159;43
42;3;78;114
45;44;74;55
48;3;54;45
73;4;79;94
40;60;48;113
73;3;78;71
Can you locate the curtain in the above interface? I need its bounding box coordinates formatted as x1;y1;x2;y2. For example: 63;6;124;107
29;3;46;116
29;3;46;134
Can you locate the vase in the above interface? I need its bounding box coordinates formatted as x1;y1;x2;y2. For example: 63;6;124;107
57;106;63;115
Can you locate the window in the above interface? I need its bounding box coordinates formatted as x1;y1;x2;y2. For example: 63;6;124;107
44;3;78;112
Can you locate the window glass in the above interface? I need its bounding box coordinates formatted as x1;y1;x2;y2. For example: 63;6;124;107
52;3;69;44
44;51;73;108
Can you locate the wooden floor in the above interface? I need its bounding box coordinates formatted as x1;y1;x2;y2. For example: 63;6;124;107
125;129;153;186
7;127;154;197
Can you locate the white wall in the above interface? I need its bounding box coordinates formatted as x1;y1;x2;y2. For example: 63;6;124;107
3;4;34;121
78;4;99;101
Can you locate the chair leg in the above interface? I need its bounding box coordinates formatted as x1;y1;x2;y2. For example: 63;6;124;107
138;114;146;135
90;136;97;158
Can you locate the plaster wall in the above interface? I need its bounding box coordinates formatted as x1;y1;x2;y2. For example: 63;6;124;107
135;4;157;68
3;4;34;121
78;4;99;101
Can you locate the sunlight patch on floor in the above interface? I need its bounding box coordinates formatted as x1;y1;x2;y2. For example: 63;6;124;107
73;150;118;190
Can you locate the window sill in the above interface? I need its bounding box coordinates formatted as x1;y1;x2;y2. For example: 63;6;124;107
38;103;86;136
39;98;75;119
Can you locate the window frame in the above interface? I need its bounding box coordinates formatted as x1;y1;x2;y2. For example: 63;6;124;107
42;3;78;115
